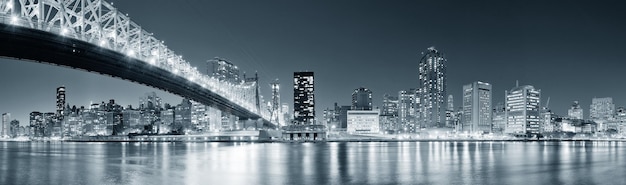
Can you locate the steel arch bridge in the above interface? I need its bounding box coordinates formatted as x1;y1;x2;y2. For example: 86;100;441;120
0;0;275;128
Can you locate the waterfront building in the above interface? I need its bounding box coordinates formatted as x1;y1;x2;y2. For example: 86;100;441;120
270;80;281;126
1;113;9;138
568;101;583;119
398;89;419;133
445;95;455;128
590;97;615;131
347;110;380;134
492;102;506;134
9;120;19;138
293;72;315;125
174;99;192;133
462;81;492;133
381;94;399;133
352;87;373;110
418;47;447;128
505;84;541;136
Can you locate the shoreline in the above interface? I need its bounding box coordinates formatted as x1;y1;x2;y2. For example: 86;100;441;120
2;138;625;143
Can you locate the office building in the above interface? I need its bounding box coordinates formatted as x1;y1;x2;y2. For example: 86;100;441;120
505;84;541;136
347;110;380;134
590;97;615;131
462;81;492;133
419;47;447;128
445;95;455;128
352;87;373;110
492;102;506;134
208;57;241;84
1;113;9;138
270;80;281;125
568;101;583;120
294;72;315;125
56;86;65;121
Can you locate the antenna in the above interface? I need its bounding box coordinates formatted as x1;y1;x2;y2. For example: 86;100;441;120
516;80;519;87
545;97;550;109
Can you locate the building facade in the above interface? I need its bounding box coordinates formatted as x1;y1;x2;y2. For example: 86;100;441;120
294;72;315;125
505;85;541;136
208;57;241;84
568;101;583;119
1;113;9;138
590;97;615;131
347;110;380;134
462;81;492;133
418;47;447;128
352;87;373;110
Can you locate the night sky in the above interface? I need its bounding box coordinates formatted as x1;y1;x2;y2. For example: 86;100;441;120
1;0;626;125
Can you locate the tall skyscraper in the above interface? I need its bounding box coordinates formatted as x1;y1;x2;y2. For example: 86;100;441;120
382;94;399;116
56;86;66;121
294;72;315;125
398;89;419;133
270;79;281;125
462;81;492;133
208;57;241;84
419;47;447;128
505;84;541;136
568;101;583;119
1;113;10;138
492;102;506;134
352;87;373;110
445;95;454;128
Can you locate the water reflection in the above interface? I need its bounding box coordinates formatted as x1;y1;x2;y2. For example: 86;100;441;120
0;141;625;185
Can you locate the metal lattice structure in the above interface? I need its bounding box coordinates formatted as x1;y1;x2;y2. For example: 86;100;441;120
0;0;271;122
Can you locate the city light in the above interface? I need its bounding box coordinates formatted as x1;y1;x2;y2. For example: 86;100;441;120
60;28;68;36
10;15;18;25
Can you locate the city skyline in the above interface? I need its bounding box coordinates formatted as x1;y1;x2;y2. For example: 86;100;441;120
1;0;626;125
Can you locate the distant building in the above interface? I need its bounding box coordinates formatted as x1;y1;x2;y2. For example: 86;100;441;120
1;113;10;138
445;95;455;128
398;89;419;133
590;97;615;131
347;110;380;134
9;120;19;138
419;47;447;128
56;86;66;121
567;101;583;119
335;105;351;129
174;99;192;133
190;101;209;133
293;72;315;125
462;81;492;133
491;102;506;134
352;87;373;110
381;94;399;133
505;84;541;136
208;57;241;84
30;112;44;138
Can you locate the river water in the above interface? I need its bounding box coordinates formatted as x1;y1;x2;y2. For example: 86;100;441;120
0;141;624;185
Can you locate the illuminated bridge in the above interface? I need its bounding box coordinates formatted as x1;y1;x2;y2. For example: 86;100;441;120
0;0;275;128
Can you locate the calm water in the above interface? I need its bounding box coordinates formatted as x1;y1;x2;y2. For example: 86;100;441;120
0;141;625;185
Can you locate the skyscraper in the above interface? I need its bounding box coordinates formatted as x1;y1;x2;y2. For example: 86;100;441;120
352;87;372;110
419;47;447;128
505;84;541;136
398;89;419;133
445;95;454;128
1;113;10;138
462;81;492;133
56;86;65;121
568;101;583;119
294;72;315;125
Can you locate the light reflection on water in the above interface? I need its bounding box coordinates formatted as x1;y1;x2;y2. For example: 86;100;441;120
0;141;625;185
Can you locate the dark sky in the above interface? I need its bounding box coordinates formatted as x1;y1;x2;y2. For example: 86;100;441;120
1;0;626;125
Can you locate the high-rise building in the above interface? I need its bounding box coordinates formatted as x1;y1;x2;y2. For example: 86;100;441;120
208;57;241;84
590;97;615;120
462;81;492;133
568;101;584;119
190;101;209;133
56;86;66;121
270;80;281;125
382;94;399;116
445;95;454;128
398;89;419;133
174;99;192;133
352;87;373;110
1;113;10;138
293;72;315;125
29;112;44;138
9;120;19;138
419;47;447;128
492;102;506;134
505;85;541;136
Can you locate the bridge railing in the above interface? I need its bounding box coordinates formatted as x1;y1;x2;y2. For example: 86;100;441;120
0;0;271;121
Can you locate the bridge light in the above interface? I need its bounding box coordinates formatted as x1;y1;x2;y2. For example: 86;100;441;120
10;15;18;24
173;69;179;75
99;40;106;47
127;50;135;57
61;28;68;36
7;2;12;9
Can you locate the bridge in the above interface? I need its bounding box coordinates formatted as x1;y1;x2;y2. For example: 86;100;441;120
0;0;276;128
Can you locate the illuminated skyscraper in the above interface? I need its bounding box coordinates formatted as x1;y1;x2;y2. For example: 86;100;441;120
505;84;541;136
294;72;315;125
419;47;447;128
56;86;65;121
590;97;615;131
445;95;454;128
568;101;583;119
1;113;9;138
462;81;492;133
352;87;372;110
